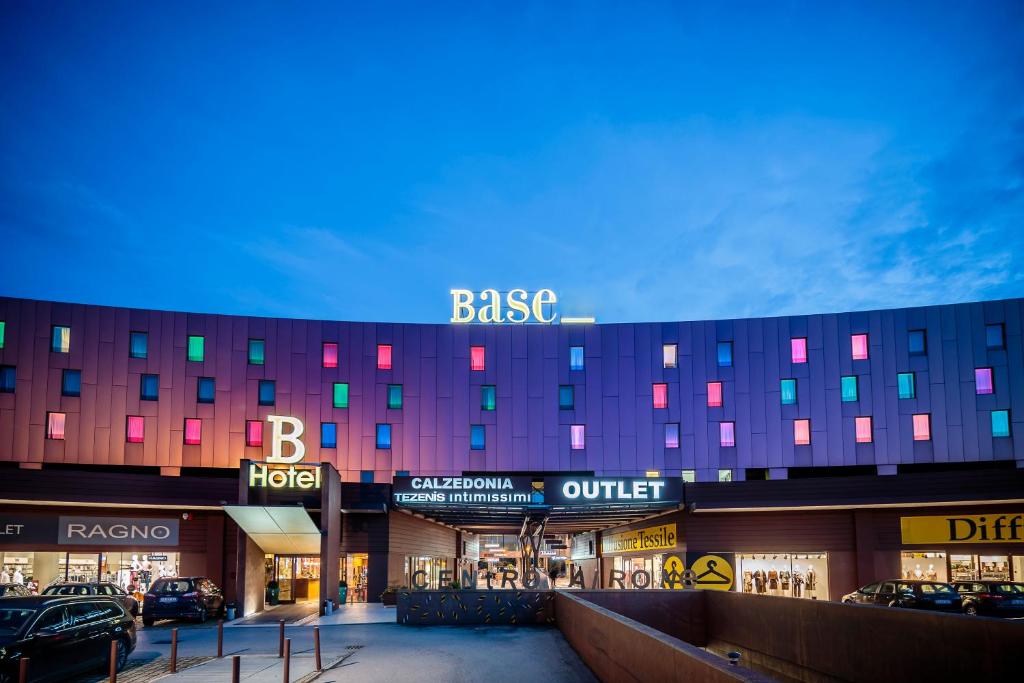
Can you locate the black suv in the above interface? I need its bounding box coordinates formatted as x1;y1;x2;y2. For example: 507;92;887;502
0;596;136;682
842;580;963;612
142;577;224;626
0;585;32;598
42;582;139;617
953;581;1024;617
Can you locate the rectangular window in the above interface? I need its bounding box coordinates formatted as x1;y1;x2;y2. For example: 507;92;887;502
471;346;485;371
986;323;1005;349
0;366;15;393
481;385;496;411
794;419;811;445
791;337;807;364
46;412;66;440
851;333;869;360
248;339;265;365
184;418;202;445
322;342;338;368
645;470;661;477
0;320;4;348
653;383;668;409
377;344;392;370
126;415;145;443
855;416;873;443
387;384;403;409
897;372;916;400
570;424;585;450
663;344;678;369
665;423;680;449
841;375;858;402
197;377;215;404
681;470;696;483
908;330;927;356
333;383;349;408
140;374;159;401
780;379;797;405
246;420;263;447
62;369;81;397
376;423;392;449
321;422;337;448
991;410;1010;438
570;346;584;371
717;341;733;367
720;422;735;447
129;331;148;359
470;424;485;450
186;335;204;362
51;325;70;353
360;471;375;484
396;470;410;477
707;381;723;408
912;413;931;441
718;469;733;482
258;380;275;406
975;368;994;395
558;385;574;410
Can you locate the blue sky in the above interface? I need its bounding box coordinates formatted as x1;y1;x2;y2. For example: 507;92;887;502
1;1;1022;323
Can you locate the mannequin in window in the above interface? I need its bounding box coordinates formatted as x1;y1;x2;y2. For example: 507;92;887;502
753;569;766;594
0;567;9;584
914;564;923;579
806;566;817;595
743;571;753;593
780;569;791;593
792;569;804;597
767;566;779;593
925;564;937;581
12;568;24;585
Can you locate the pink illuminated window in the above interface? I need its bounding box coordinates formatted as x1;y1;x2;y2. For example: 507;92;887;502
184;418;202;445
377;344;392;370
720;422;735;447
322;343;338;368
471;346;485;371
46;412;66;440
851;334;869;360
570;424;585;450
126;416;144;443
975;367;993;395
855;416;873;443
913;414;931;441
653;383;668;409
246;420;263;447
707;381;723;408
791;337;807;364
794;419;810;445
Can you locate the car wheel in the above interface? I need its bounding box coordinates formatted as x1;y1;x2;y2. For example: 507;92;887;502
964;603;978;616
143;617;155;627
843;599;853;604
888;601;902;608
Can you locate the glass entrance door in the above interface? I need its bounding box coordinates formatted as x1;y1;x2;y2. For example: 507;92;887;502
272;556;320;604
276;556;294;602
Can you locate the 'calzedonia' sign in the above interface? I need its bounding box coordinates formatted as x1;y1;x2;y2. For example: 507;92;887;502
248;415;322;490
393;476;534;505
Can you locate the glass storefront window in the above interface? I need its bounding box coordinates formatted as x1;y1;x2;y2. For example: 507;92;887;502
612;555;663;589
341;554;369;603
979;555;1010;581
902;551;948;582
406;556;453;589
100;552;179;593
737;553;829;600
950;554;976;582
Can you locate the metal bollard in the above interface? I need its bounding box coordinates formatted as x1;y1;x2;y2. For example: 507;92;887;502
282;638;291;683
231;654;241;683
170;628;178;673
217;620;224;657
18;658;29;683
314;626;322;671
110;639;119;682
278;619;285;657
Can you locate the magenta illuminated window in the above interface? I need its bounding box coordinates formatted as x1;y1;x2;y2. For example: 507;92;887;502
913;414;931;441
322;343;338;369
855;416;873;443
794;419;810;445
975;368;994;395
377;344;392;370
653;383;668;409
570;425;585;450
707;382;723;408
184;418;202;445
46;412;66;440
471;346;485;371
720;422;735;447
126;416;144;443
791;337;807;364
246;420;263;447
851;334;869;360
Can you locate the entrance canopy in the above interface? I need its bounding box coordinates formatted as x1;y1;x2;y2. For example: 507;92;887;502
224;506;321;555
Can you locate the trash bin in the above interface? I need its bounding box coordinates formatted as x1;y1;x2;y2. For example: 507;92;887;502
226;603;237;621
339;580;348;606
266;580;280;606
325;599;334;616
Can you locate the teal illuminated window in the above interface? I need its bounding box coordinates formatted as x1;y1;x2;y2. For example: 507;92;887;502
333;383;349;408
62;369;81;397
140;374;159;401
0;321;4;348
376;424;391;449
481;385;496;411
897;372;915;399
841;375;858;402
470;424;485;450
992;410;1010;438
258;380;275;406
780;379;797;405
129;332;147;359
558;385;574;410
248;339;265;365
321;422;337;448
387;384;403;409
51;326;70;353
570;346;584;371
717;342;733;367
197;377;215;403
187;335;204;362
361;470;375;483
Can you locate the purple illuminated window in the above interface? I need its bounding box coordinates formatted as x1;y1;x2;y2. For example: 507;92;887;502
323;343;338;368
665;423;680;449
471;346;485;371
246;420;263;447
184;418;201;445
653;383;668;409
126;416;144;443
794;419;810;445
46;412;66;440
791;337;807;364
570;425;585;450
851;334;869;360
720;422;735;447
975;367;994;395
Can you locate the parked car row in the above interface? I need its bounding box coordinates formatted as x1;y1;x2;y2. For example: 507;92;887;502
842;579;1024;617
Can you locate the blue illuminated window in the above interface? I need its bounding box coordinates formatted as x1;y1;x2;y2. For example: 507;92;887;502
558;385;574;410
908;330;926;356
470;424;485;450
986;323;1005;349
360;470;375;483
570;346;584;371
62;369;81;397
321;422;337;448
140;374;159;401
717;342;733;367
395;470;410;477
0;366;15;393
129;332;148;359
258;380;275;406
376;423;392;449
780;379;797;405
992;410;1010;438
841;375;858;402
897;372;915;400
197;377;215;404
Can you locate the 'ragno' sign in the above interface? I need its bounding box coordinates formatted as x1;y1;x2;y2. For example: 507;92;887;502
58;517;179;546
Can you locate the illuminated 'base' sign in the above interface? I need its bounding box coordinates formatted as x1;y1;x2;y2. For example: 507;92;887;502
249;463;321;489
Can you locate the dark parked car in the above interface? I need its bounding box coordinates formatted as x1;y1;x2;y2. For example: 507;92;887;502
842;580;963;612
954;581;1024;617
41;582;139;617
142;577;223;626
0;595;136;682
0;585;32;598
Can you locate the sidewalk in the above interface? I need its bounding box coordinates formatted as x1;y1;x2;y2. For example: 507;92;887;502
152;653;348;682
297;602;395;626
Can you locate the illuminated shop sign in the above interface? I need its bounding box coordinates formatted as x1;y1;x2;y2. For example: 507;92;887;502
450;289;595;324
58;517;179;546
900;513;1024;544
393;476;536;505
248;415;322;490
543;477;682;506
601;523;677;554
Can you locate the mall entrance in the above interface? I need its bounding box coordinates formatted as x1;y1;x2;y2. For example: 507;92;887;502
266;555;321;604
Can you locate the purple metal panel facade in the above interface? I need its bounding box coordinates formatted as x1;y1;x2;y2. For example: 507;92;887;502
0;296;1022;482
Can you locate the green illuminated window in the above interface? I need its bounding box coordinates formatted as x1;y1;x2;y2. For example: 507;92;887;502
481;385;496;411
780;379;797;405
187;335;204;362
841;375;858;402
992;410;1010;438
387;384;402;409
248;339;265;365
333;382;349;408
0;321;5;348
897;372;915;400
558;385;574;410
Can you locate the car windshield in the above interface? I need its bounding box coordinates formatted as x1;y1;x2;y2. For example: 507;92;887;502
918;583;956;594
0;608;35;632
993;584;1024;594
42;585;92;595
151;579;193;594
